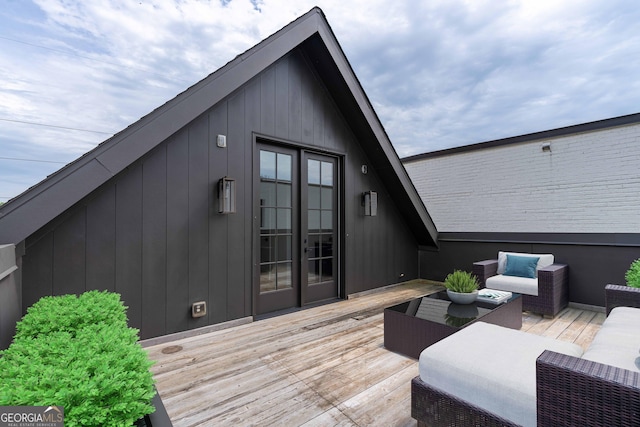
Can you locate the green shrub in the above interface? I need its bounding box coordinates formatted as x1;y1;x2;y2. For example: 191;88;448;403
15;290;128;340
444;270;479;293
0;291;155;427
625;259;640;288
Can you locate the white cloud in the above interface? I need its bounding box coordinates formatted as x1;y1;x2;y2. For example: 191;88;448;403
1;0;639;198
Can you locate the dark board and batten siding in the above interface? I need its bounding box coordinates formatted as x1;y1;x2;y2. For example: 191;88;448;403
21;49;418;340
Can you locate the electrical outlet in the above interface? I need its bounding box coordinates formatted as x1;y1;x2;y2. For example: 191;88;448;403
192;301;207;318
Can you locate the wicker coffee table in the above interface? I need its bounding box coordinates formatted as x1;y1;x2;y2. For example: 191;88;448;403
384;290;522;358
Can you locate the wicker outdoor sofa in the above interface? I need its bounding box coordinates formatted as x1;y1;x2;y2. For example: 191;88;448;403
473;252;569;317
411;284;640;427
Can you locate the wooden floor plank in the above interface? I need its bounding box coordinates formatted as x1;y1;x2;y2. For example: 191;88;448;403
146;280;604;427
556;309;598;348
538;308;583;339
573;311;606;350
338;364;417;427
299;407;357;427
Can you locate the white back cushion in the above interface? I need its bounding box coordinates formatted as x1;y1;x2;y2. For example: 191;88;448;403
497;252;554;277
582;307;640;372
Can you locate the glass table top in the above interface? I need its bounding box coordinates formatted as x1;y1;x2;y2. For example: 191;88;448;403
386;290;520;328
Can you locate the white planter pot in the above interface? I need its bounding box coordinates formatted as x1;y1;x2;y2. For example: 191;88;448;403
446;289;478;305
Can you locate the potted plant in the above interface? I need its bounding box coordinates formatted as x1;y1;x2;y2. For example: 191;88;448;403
625;258;640;288
444;270;479;304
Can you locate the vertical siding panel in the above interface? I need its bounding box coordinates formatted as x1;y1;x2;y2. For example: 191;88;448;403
376;189;388;281
260;67;275;136
22;234;53;312
227;92;246;319
381;191;394;279
86;187;116;291
166;131;190;333
115;168;143;331
52;210;86;296
323;102;338;151
141;148;167;339
288;53;302;142
300;60;315;145
313;83;325;146
275;59;289;139
244;80;260;315
345;150;366;293
209;103;229;323
188;115;210;329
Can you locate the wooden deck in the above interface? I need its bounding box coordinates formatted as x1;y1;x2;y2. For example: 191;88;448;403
145;280;605;427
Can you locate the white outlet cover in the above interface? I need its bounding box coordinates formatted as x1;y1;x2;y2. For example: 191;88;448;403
216;134;227;148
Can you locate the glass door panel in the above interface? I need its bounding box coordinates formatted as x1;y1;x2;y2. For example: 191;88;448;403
256;144;299;315
260;150;293;292
303;154;338;303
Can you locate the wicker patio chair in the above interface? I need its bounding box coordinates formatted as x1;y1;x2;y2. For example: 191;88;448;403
412;285;640;427
605;283;640;315
473;259;569;317
536;350;640;427
411;376;520;427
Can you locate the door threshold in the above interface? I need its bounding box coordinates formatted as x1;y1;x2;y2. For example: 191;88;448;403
254;298;340;321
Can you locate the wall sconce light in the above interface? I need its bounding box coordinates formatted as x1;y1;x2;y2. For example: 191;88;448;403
541;142;551;152
218;177;236;214
363;191;378;216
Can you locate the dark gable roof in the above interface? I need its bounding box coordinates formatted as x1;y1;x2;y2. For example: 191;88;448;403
0;7;438;247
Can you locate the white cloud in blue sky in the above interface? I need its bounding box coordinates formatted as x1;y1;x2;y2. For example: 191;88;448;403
1;0;639;200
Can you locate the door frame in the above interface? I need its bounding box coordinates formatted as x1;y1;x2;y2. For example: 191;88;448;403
252;134;345;316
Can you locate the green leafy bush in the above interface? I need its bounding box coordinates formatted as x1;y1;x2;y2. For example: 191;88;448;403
625;259;640;288
444;270;479;293
0;291;155;427
14;291;128;340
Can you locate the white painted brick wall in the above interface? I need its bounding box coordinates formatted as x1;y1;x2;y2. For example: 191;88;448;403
404;123;640;233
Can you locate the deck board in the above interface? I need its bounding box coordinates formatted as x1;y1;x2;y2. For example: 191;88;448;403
145;280;604;427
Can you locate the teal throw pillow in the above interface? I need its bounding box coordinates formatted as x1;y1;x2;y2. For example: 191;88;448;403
504;255;540;278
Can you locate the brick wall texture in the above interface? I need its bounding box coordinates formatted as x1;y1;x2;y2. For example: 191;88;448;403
404;123;640;233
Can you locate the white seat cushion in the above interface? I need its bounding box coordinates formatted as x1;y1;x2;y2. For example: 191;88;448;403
582;307;640;372
497;252;554;278
486;274;539;296
419;322;583;427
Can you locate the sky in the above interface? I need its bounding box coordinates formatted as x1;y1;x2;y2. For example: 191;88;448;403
1;0;639;201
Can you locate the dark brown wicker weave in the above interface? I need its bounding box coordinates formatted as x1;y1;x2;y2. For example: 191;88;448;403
536;350;640;427
412;290;640;426
605;283;640;315
472;259;569;317
411;376;519;427
412;348;640;427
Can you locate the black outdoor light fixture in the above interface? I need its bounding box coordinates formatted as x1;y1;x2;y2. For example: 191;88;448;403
218;177;236;214
363;191;378;216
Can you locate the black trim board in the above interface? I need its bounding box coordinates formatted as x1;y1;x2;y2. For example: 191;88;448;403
438;232;640;247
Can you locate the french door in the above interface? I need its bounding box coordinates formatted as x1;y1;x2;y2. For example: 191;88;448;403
301;152;338;304
255;142;339;315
